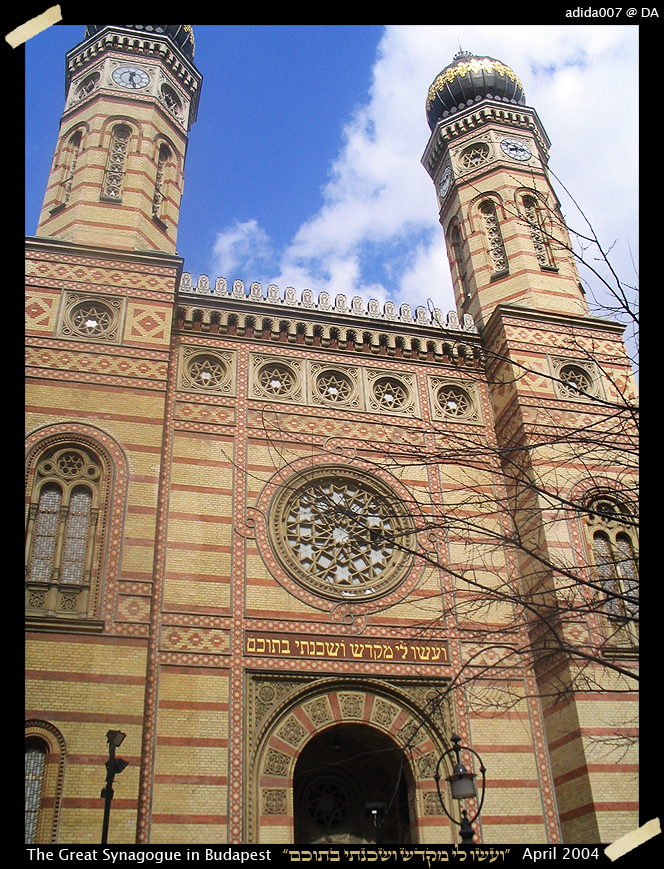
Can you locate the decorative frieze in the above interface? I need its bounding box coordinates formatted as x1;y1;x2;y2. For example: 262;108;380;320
178;273;477;334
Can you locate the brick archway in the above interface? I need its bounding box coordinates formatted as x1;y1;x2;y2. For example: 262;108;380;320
247;679;453;844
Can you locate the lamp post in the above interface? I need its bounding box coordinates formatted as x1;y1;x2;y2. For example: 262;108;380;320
434;734;486;845
101;730;128;845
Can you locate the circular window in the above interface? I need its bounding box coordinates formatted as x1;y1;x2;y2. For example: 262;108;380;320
459;142;490;169
257;362;297;398
559;364;592;397
436;385;474;419
187;354;228;390
315;369;354;404
70;301;114;339
37;447;101;482
372;376;409;411
269;467;416;601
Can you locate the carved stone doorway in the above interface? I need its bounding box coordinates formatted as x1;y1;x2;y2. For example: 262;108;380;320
293;723;413;844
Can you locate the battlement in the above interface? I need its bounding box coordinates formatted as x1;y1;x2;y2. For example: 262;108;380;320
179;273;477;334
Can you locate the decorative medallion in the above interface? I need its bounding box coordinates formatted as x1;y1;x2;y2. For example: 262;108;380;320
429;379;481;423
549;356;602;401
178;346;236;394
250;354;304;403
56;292;126;344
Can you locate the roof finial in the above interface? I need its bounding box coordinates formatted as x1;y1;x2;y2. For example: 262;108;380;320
452;41;473;63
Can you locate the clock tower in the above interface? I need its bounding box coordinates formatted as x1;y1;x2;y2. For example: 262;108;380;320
36;25;201;253
422;51;589;330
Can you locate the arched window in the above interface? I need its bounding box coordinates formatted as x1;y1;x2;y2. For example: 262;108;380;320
60;131;82;208
25;445;104;627
25;722;66;844
102;124;132;201
522;194;555;269
479;199;508;275
584;495;639;647
152;142;172;221
25;739;47;843
449;223;471;302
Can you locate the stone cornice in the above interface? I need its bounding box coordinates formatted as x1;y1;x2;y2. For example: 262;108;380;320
25;235;184;276
176;274;484;364
482;302;627;343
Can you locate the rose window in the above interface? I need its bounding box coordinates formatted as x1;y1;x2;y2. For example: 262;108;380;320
188;355;227;389
315;370;353;404
559;364;592;397
436;385;472;418
372;377;408;411
459;142;490;169
258;363;296;397
269;468;416;601
71;302;114;338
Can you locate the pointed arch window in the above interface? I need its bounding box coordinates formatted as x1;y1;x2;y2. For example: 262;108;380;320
25;445;105;629
522;195;556;269
479;199;508;276
102;124;132;201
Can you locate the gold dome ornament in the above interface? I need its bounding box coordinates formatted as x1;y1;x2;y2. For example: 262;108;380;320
426;51;525;130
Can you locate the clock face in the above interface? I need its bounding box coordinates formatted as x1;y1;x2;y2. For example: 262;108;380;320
112;66;150;90
438;166;452;202
500;138;532;161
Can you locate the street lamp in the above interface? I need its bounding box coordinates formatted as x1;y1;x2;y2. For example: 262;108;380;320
434;734;486;845
101;730;128;844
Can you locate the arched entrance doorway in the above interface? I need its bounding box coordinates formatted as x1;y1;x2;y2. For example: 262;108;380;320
293;723;413;844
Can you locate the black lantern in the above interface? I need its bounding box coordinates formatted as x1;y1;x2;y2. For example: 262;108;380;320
101;730;128;844
434;734;486;844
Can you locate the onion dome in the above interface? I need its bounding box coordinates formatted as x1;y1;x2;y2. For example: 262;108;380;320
84;25;195;61
426;51;525;130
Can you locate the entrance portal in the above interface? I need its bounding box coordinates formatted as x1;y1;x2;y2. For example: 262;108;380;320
293;724;413;844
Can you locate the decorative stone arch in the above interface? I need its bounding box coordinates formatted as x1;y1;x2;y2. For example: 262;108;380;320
25;423;129;628
247;676;455;844
51;122;89;210
25;719;67;843
99;115;144;151
468;190;508;227
566;476;639;649
151;133;183;226
468;193;509;277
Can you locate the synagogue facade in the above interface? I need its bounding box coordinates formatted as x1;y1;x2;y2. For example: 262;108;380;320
25;26;638;846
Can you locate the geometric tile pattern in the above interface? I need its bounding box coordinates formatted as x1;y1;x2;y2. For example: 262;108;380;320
125;304;170;346
25;291;58;334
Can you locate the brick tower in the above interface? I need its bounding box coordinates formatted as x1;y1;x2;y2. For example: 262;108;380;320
422;52;638;844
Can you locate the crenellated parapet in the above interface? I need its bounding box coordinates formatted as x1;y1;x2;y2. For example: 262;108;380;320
176;274;482;365
178;273;477;333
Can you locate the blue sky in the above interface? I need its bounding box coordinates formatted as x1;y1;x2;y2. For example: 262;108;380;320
25;25;638;349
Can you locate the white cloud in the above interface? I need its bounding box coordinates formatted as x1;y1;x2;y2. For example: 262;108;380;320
217;26;638;320
211;219;274;282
